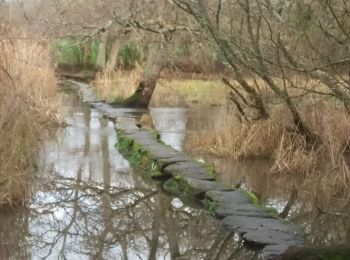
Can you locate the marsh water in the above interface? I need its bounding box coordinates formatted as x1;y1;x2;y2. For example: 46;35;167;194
0;86;349;259
149;107;350;248
0;88;256;260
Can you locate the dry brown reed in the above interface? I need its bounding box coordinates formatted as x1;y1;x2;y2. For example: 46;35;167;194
138;114;154;129
94;67;230;107
0;34;60;207
94;66;141;102
185;103;350;193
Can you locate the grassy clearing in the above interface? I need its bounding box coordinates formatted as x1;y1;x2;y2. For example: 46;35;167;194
94;68;230;107
0;36;61;207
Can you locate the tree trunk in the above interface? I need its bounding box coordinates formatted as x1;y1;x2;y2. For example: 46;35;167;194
106;37;120;71
96;30;108;70
113;41;164;108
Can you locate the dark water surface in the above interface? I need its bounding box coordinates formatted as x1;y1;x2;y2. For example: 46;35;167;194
149;107;350;248
0;90;256;259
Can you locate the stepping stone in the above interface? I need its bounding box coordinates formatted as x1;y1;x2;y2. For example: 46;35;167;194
164;161;207;171
243;229;304;246
182;177;231;195
163;162;214;180
222;215;302;235
206;190;252;204
261;244;291;258
177;171;215;181
157;156;189;165
215;203;272;218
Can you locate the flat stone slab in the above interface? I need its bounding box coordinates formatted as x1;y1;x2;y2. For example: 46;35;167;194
206;190;252;205
261;244;291;258
157;156;189;165
183;177;231;195
222;215;302;235
178;171;215;181
243;229;304;246
215;203;272;218
163;162;214;180
143;146;182;159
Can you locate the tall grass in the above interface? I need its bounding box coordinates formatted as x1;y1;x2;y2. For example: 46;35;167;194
94;66;142;102
185;104;350;196
0;36;60;207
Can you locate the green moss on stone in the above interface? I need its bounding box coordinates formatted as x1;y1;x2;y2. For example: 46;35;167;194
116;131;165;179
203;198;218;216
243;190;260;205
163;178;195;201
205;163;216;178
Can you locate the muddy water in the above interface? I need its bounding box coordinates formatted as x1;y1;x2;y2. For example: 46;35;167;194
149;107;350;248
0;90;257;259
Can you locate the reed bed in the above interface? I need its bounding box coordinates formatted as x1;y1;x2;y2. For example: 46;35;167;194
0;36;60;207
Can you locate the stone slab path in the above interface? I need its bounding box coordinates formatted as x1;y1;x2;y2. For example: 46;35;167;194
65;80;305;259
116;127;304;259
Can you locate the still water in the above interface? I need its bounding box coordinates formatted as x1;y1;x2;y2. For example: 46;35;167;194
0;89;257;259
149;107;350;248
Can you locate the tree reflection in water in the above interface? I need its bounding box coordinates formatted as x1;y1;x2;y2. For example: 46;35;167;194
0;167;258;259
0;92;257;260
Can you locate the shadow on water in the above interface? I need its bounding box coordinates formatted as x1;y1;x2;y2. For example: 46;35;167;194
0;91;257;259
149;107;350;249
